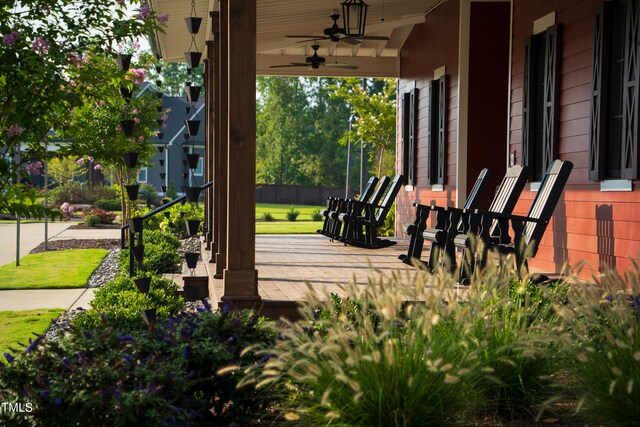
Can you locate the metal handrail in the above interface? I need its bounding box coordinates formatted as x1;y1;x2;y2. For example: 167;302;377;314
120;181;213;249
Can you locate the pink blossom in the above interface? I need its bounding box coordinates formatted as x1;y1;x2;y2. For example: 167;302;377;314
32;37;50;54
115;124;122;131
93;164;103;171
96;101;106;108
3;31;19;47
123;104;129;111
132;41;140;51
138;136;145;142
26;161;43;175
134;117;140;124
128;68;146;84
137;3;151;20
161;114;168;121
132;108;139;115
69;80;77;87
157;14;169;24
87;156;94;163
8;124;24;137
76;158;85;165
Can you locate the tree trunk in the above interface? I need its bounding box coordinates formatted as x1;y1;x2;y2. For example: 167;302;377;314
377;147;385;178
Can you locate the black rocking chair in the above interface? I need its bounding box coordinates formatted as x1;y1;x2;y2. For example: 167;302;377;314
455;159;573;281
398;167;493;269
318;175;378;237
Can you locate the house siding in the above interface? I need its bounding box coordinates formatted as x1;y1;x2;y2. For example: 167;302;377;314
510;0;640;275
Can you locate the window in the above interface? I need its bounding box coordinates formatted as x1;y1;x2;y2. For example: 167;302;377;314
137;166;147;183
402;89;417;187
429;75;448;185
523;24;561;181
194;156;204;176
590;0;640;181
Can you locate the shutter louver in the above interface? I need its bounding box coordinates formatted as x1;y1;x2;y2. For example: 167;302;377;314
543;24;562;173
589;4;610;181
522;35;536;179
622;0;640;179
437;75;448;185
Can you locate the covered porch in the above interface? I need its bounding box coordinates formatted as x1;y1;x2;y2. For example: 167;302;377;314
148;0;441;313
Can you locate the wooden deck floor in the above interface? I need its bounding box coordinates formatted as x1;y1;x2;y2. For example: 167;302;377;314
204;234;411;305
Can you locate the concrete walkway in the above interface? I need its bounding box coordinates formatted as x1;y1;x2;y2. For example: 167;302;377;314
0;222;121;312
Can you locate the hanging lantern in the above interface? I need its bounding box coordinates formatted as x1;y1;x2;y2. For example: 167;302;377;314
341;0;368;37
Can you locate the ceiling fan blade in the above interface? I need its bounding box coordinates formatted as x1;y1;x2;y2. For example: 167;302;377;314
325;63;359;70
270;63;309;68
354;35;390;41
295;38;325;44
339;36;361;45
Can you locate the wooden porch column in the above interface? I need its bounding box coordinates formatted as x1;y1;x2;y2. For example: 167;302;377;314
214;5;228;275
203;43;214;251
205;38;216;254
222;0;259;302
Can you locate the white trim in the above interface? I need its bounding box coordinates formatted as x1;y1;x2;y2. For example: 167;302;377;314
533;11;556;34
194;157;204;177
530;181;540;192
404;185;414;192
138;166;148;183
434;66;446;80
432;184;444;192
601;179;632;192
167;103;205;146
457;0;471;208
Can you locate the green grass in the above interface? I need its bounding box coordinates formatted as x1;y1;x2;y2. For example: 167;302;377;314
0;309;64;358
0;249;108;290
255;203;324;221
256;220;323;234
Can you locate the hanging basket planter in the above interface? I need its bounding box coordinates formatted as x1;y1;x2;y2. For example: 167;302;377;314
184;51;202;69
185;17;203;34
155;79;162;87
120;86;133;99
159;172;166;180
142;308;156;326
125;184;140;201
120;120;135;137
128;217;144;233
159;159;165;166
185;119;201;136
183;186;201;202
186;153;200;169
116;54;132;71
182;172;189;180
186;106;191;114
156;91;163;100
185;85;201;103
161;185;167;193
157;146;164;153
132;245;145;263
183;285;200;302
134;277;151;293
156;119;164;127
123;152;139;168
156;105;163;112
155;64;162;73
185;219;201;236
157;132;164;140
184;252;200;269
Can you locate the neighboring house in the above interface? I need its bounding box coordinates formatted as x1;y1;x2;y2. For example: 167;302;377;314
145;92;205;195
395;0;640;277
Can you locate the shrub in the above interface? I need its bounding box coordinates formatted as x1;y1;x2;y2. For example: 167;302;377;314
0;306;280;426
285;206;299;221
49;182;117;206
157;203;204;238
86;207;116;224
73;275;183;331
139;182;159;206
311;208;323;221
261;212;275;222
94;198;121;211
83;214;101;227
119;238;181;275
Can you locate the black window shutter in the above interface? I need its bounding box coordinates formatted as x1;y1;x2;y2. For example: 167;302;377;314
437;75;448;185
589;3;612;181
622;0;640;179
402;92;411;184
543;24;562;173
428;80;438;184
408;89;417;186
522;35;537;178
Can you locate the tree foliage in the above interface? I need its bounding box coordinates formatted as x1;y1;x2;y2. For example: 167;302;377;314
0;0;166;218
149;61;203;97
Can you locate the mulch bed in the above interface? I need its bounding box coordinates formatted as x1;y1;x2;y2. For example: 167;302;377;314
30;239;120;254
67;224;122;230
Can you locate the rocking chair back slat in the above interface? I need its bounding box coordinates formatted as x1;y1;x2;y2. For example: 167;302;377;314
464;168;493;210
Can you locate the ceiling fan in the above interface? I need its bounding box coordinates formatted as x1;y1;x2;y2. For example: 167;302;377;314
285;12;389;45
270;44;358;70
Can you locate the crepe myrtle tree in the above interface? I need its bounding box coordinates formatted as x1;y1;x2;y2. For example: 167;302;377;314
331;78;397;178
0;0;167;219
59;50;169;223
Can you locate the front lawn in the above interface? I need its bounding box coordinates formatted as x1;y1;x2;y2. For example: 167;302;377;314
0;309;64;358
0;249;108;290
256;220;323;234
255;203;323;221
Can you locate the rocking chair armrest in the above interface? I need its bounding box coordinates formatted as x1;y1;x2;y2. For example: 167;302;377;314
472;209;548;224
429;204;465;213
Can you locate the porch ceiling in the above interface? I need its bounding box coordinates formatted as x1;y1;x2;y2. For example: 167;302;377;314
149;0;440;78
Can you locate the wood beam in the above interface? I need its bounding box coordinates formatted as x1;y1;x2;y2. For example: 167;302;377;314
222;0;259;301
214;6;228;276
204;40;215;252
